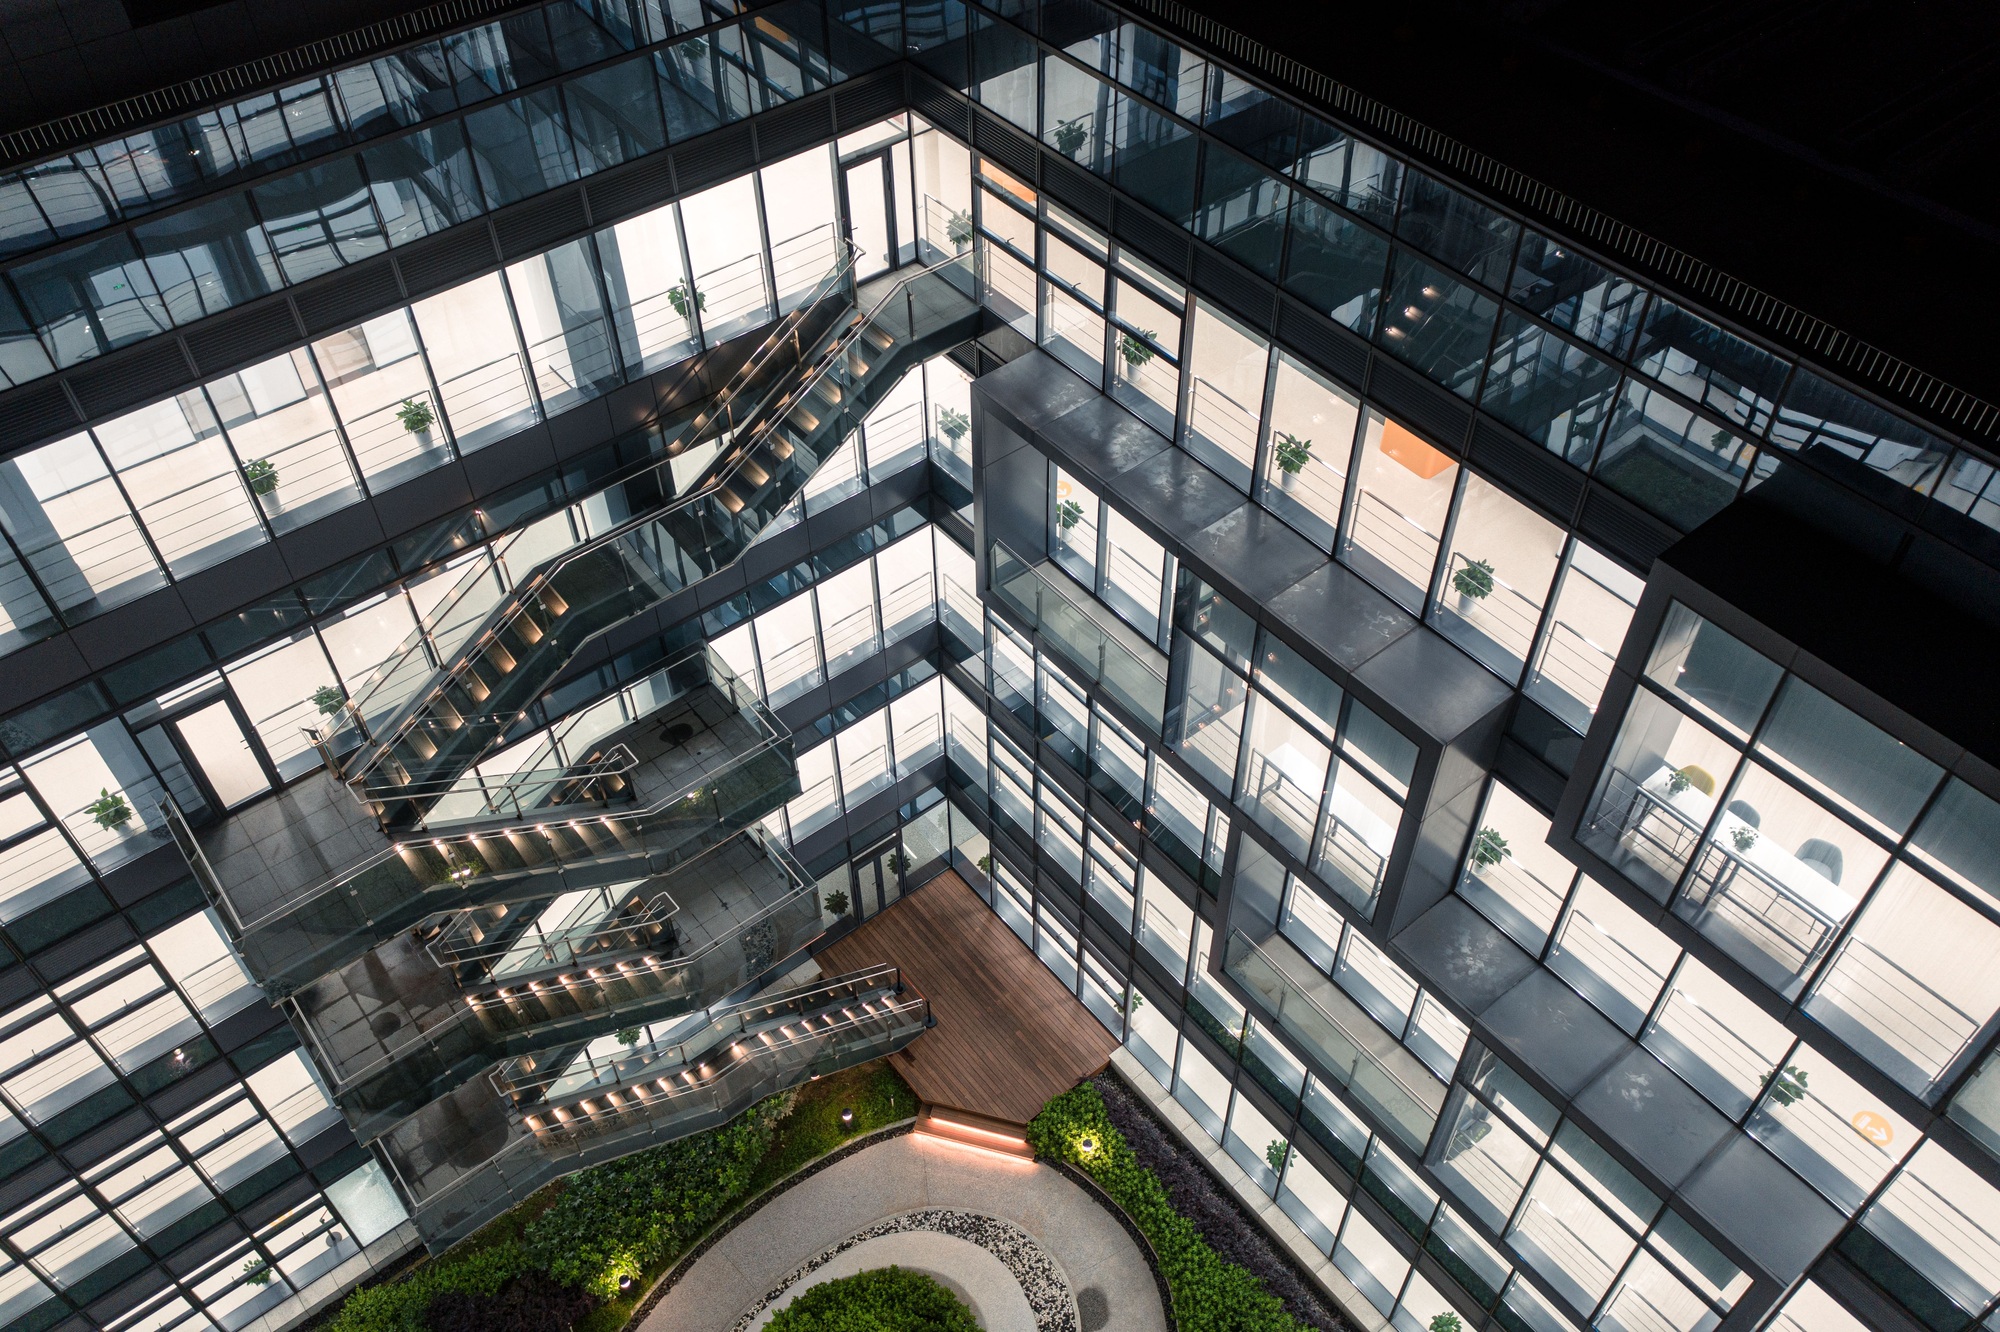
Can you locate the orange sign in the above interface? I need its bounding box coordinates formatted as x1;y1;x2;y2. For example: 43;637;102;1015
1381;420;1454;479
1851;1111;1894;1148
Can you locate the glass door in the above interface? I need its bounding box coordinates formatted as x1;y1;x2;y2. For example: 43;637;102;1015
170;699;273;811
842;152;896;282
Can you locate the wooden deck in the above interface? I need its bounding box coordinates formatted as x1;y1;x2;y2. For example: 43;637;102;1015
819;871;1116;1127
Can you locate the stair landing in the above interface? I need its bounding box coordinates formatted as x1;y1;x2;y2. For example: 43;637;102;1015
818;871;1115;1129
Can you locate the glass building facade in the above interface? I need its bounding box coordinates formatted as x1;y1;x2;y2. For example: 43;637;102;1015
0;1;1996;1330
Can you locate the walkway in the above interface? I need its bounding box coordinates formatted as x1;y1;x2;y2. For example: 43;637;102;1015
819;872;1116;1126
639;1131;1166;1332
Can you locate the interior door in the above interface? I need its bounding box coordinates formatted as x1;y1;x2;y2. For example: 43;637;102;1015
173;700;272;810
842;153;895;282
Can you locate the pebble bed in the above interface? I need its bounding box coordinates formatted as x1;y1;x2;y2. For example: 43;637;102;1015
729;1208;1079;1332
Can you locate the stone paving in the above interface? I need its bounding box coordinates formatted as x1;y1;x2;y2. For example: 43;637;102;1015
640;1132;1165;1332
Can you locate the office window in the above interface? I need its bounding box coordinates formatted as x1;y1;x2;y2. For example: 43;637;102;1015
1458;782;1576;952
465;89;581;205
1321;758;1399;915
597;202;697;375
1754;678;1943;839
312;309;450;489
506;239;621;417
1169;639;1246;794
1376;249;1498;399
1806;864;2000;1097
1431;473;1564;682
1630;298;1789;434
1108;274;1181;434
1642;955;1792;1119
1479;316;1618;466
1769;369;1953;496
1259;352;1358;549
1748;1041;1917;1213
223;630;340;776
411;273;538;452
1547;877;1678;1035
1195;142;1291;280
10;231;173;366
1508;1161;1637;1313
24;722;170;872
1042;272;1105;382
1225;1092;1286;1194
1343;410;1455;612
1101;507;1166;640
1510;231;1646;356
132;193;279;322
1125;985;1179;1085
1042;55;1112;174
251;157;388;283
1525;542;1642;733
207;349;362;532
1172;1034;1231;1141
95;392;266;576
1856;1142;2000;1325
1596;380;1756;532
0;432;165;615
1911;778;2000;911
1181;300;1266;490
681;174;774;342
973;17;1038;133
1137;874;1193;981
1578;687;1744;904
1237;695;1329;861
1334;1208;1409;1316
360;122;485;246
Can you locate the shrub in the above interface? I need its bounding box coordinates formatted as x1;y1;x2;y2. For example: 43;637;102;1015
323;1238;531;1332
1030;1084;1302;1332
523;1099;783;1298
765;1267;979;1332
428;1271;594;1332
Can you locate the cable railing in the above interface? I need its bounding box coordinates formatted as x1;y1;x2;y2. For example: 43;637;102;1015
1528;618;1618;722
428;889;678;977
1349;489;1441;596
1808;936;1981;1089
1439;550;1543;665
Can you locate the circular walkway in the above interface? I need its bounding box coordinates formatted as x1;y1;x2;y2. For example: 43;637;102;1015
640;1132;1167;1332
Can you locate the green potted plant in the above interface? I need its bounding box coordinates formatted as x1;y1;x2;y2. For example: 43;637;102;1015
1055;498;1085;531
667;281;705;320
1763;1063;1810;1107
1666;765;1715;798
1272;432;1313;492
88;788;133;831
976;853;993;875
1452;557;1495;610
396;397;436;448
1430;1314;1464;1332
242;1258;273;1287
937;406;970;445
887;850;908;875
242;458;279;513
616;1027;641;1046
1118;330;1156;371
1264;1139;1292;1176
1470;825;1509;869
1730;825;1760;853
311;685;345;717
1053;117;1088;159
823;888;850;918
946;210;974;252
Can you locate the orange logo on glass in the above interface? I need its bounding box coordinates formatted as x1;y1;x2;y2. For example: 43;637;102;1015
1851;1111;1894;1147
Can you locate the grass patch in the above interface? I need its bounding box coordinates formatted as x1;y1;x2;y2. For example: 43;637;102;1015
321;1058;916;1332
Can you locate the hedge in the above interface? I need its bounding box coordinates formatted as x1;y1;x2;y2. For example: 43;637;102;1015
764;1267;980;1332
1029;1083;1304;1332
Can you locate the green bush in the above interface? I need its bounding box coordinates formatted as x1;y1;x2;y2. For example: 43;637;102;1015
323;1238;531;1332
765;1267;979;1332
1029;1084;1300;1332
524;1100;784;1299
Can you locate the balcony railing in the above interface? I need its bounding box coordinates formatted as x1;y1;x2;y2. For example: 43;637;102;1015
987;542;1169;734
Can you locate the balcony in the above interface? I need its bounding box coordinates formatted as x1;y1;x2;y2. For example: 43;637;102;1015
987;542;1169;735
168;644;798;996
291;827;823;1142
377;965;928;1250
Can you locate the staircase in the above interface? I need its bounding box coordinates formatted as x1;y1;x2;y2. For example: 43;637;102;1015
381;965;929;1249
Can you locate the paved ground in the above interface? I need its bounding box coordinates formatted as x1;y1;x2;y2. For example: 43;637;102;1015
640;1132;1165;1332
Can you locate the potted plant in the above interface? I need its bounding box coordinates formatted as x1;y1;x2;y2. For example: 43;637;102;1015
1452;558;1495;610
88;788;133;831
887;850;908;875
1763;1063;1810;1107
1470;825;1509;869
823;888;850;918
615;1027;641;1046
937;406;970;445
242;458;279;513
1053;117;1088;159
1055;498;1085;531
1431;1315;1465;1332
311;685;345;717
396;397;436;448
1272;432;1313;492
667;281;705;321
946;210;974;253
1119;330;1156;371
1730;825;1760;853
1264;1140;1292;1176
1666;765;1715;798
242;1258;273;1287
976;853;992;874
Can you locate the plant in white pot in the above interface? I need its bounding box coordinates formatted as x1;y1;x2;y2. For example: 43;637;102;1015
242;458;279;513
1452;557;1495;612
946;210;974;253
1273;432;1313;492
396;397;436;448
1118;330;1156;373
937;406;970;446
88;788;134;832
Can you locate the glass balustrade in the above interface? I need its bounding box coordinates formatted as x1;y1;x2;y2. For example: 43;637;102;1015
387;965;927;1249
987;541;1169;734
